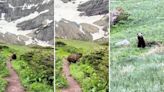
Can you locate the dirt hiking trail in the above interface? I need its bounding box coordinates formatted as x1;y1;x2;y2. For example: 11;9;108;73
62;59;82;92
5;59;25;92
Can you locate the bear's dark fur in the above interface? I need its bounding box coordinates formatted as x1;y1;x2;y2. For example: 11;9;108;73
67;53;82;63
11;53;17;60
137;33;146;48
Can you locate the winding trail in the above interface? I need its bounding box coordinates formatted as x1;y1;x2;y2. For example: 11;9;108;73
5;59;25;92
62;59;82;92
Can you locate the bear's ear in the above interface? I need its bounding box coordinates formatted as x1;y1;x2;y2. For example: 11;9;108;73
137;32;143;36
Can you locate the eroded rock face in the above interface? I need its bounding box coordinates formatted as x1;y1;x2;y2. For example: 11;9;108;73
0;0;54;45
94;15;109;32
78;0;109;16
67;53;82;63
110;7;129;26
55;19;92;41
80;23;99;33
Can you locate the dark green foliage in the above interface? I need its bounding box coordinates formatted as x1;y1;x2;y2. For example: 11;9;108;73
20;50;54;86
75;48;109;91
55;58;68;88
30;45;53;49
62;46;82;54
0;56;8;77
117;12;130;23
0;78;7;92
29;83;53;92
99;42;109;46
55;41;67;47
0;45;9;50
0;52;9;92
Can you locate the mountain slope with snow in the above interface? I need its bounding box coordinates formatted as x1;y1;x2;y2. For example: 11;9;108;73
0;0;54;46
55;0;109;41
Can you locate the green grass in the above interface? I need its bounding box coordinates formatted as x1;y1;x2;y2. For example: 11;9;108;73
0;77;7;92
0;44;54;92
0;52;9;92
111;0;164;92
55;39;109;92
56;39;102;53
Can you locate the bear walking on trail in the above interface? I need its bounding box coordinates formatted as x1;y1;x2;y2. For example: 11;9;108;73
137;33;146;48
11;53;17;60
67;53;82;63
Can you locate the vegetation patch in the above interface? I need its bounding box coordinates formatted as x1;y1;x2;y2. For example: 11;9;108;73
111;0;164;92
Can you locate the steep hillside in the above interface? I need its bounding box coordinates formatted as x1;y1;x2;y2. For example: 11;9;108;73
0;0;54;46
55;0;109;42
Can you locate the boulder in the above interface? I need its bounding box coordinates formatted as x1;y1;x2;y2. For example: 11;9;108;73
110;7;129;26
115;39;130;47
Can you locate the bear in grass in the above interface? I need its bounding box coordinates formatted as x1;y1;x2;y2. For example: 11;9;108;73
137;33;146;48
11;53;17;60
67;53;82;63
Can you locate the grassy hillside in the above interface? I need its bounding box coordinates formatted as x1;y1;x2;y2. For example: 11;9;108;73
55;39;109;92
0;44;54;92
111;0;164;92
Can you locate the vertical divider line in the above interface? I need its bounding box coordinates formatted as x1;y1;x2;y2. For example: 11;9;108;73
54;0;56;91
109;0;111;92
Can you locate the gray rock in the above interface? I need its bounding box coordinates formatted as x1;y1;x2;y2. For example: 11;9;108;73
35;22;54;42
2;32;25;45
61;0;74;3
115;39;130;47
78;0;109;16
55;19;92;41
110;8;129;26
94;15;109;31
80;23;99;33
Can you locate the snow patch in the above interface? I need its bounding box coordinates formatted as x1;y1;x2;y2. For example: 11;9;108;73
42;0;51;4
63;20;69;23
22;4;38;10
55;24;59;27
25;38;52;47
54;0;103;24
0;20;33;35
42;19;53;27
1;13;5;20
25;38;33;45
8;4;15;9
90;24;107;40
15;10;49;24
79;25;85;34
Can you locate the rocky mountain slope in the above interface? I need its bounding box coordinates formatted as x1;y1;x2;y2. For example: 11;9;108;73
55;0;109;42
0;0;54;46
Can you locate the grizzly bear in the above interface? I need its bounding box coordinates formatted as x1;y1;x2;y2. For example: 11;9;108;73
67;53;82;63
137;33;146;48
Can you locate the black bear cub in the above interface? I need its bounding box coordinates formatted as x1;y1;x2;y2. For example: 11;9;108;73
11;53;17;60
137;33;146;48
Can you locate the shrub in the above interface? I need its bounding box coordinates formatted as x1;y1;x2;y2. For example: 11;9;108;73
55;58;68;88
0;78;7;92
29;83;53;92
62;46;82;54
55;41;66;47
70;48;109;91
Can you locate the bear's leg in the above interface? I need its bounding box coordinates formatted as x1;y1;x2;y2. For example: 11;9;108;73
138;43;142;47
